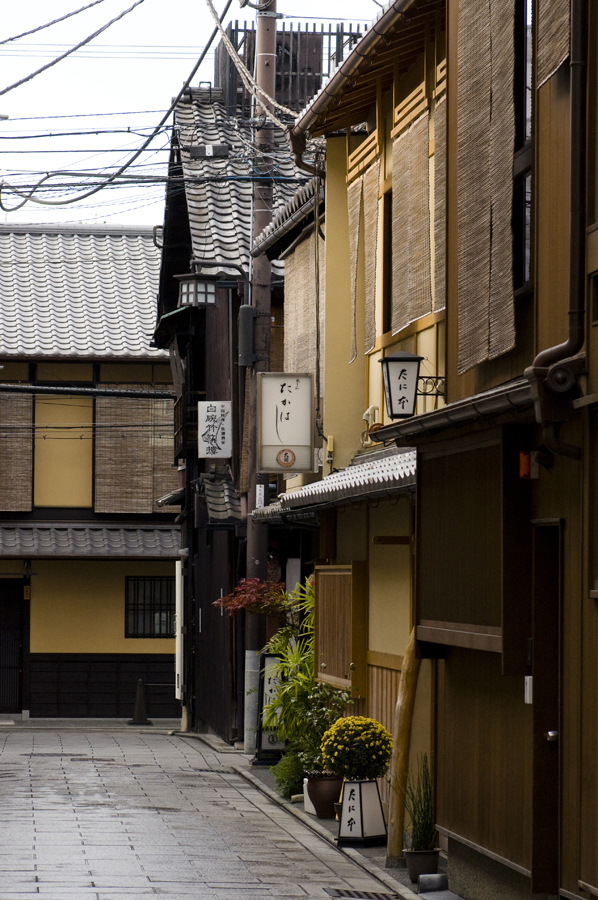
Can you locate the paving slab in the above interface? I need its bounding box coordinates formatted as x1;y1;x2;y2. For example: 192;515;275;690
0;724;408;899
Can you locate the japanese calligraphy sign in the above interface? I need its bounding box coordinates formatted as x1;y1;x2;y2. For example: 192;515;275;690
197;401;232;458
257;373;314;474
337;780;387;844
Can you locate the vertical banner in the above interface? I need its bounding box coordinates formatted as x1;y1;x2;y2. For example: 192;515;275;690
257;373;314;474
197;401;232;458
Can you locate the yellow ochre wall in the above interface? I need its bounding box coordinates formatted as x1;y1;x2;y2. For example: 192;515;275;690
368;498;412;656
29;560;176;654
324;137;368;470
34;396;93;507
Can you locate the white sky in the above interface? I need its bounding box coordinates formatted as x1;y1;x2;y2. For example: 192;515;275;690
0;0;376;228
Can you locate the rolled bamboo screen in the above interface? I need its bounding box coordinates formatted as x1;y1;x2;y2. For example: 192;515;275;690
0;393;32;512
457;0;516;374
537;0;570;88
391;111;433;336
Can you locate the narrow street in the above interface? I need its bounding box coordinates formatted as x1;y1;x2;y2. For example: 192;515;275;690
0;724;397;900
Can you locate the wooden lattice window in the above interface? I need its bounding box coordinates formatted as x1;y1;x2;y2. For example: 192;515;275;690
314;562;367;698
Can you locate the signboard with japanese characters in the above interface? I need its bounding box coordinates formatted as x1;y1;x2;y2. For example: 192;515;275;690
257;373;314;473
197;401;232;458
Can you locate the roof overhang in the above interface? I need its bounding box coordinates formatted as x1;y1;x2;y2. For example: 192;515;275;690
292;0;442;137
370;379;534;444
252;448;415;522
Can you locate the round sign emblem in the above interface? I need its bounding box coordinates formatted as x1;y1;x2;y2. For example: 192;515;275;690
276;448;296;468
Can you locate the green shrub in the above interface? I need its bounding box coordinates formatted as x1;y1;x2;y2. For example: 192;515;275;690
321;716;393;781
271;751;304;799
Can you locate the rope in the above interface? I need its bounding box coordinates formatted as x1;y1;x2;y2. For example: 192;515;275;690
203;0;295;124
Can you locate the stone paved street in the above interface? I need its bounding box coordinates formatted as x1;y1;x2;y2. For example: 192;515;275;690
0;726;394;900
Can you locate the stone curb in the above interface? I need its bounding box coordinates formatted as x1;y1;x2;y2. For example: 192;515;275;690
229;763;420;900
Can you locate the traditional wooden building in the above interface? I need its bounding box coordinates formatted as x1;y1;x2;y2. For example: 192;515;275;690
282;0;598;896
0;224;180;719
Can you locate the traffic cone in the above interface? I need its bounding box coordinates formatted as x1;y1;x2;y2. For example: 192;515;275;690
128;679;153;725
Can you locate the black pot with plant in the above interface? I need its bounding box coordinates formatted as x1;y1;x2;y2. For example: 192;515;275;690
400;753;440;882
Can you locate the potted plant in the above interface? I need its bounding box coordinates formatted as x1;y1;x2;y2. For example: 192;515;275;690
400;753;440;882
321;716;393;844
263;577;352;818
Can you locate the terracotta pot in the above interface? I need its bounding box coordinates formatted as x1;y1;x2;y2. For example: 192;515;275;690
306;775;343;818
403;849;440;883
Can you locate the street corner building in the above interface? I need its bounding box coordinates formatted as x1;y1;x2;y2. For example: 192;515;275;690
252;0;598;898
0;224;181;720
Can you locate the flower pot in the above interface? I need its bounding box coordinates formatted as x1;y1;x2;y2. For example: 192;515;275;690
306;775;343;818
403;849;440;883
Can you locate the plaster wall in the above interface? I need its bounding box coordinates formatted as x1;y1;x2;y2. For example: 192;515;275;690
368;497;411;656
324;136;367;469
29;559;175;654
34;396;93;508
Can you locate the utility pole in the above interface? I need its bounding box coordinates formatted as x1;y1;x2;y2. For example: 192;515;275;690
243;0;277;752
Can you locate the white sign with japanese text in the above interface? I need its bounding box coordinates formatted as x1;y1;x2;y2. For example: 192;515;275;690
258;373;313;473
197;401;232;458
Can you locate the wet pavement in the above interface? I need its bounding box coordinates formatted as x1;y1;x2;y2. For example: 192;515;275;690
0;724;401;900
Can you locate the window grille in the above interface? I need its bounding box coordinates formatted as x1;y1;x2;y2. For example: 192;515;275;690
125;576;175;638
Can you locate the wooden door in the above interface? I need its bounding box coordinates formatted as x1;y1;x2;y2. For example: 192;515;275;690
531;522;561;893
0;580;23;713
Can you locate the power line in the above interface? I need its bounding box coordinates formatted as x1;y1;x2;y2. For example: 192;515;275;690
0;0;110;46
0;0;147;99
0;0;234;211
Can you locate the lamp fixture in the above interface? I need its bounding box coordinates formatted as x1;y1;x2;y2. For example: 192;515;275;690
379;351;424;419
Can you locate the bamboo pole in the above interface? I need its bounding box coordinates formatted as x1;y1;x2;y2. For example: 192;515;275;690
386;627;421;865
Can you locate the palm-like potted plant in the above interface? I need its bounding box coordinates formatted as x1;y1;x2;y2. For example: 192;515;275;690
400;753;440;882
262;577;352;818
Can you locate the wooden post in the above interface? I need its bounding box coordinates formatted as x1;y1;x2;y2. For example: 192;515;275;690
386;628;421;865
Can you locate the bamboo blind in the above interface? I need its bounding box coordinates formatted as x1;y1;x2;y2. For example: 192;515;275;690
434;96;447;313
0;393;32;512
457;0;516;374
347;176;363;363
537;0;570;88
95;389;177;514
283;228;326;397
363;161;380;354
391;111;433;335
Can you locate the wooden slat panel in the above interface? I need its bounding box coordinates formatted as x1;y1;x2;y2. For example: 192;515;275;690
436;648;533;869
368;662;402;805
315;566;352;688
391;81;429;139
315;562;368;697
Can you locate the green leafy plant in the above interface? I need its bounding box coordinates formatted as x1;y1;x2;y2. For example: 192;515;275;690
321;716;393;781
262;575;352;775
271;750;305;799
400;753;437;852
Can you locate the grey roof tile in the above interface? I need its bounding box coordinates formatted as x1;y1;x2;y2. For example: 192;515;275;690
176;93;306;278
0;525;180;558
0;224;166;359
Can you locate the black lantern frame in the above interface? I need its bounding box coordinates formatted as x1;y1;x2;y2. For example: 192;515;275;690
379;351;424;419
175;272;218;308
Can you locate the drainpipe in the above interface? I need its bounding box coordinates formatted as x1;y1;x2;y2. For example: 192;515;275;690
524;0;588;459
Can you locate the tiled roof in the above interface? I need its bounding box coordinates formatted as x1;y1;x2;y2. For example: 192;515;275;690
0;525;180;558
0;224;165;359
175;91;305;278
252;449;416;520
251;178;324;258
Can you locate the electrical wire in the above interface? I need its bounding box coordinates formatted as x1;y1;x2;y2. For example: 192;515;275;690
0;0;110;45
0;0;234;211
0;0;147;98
